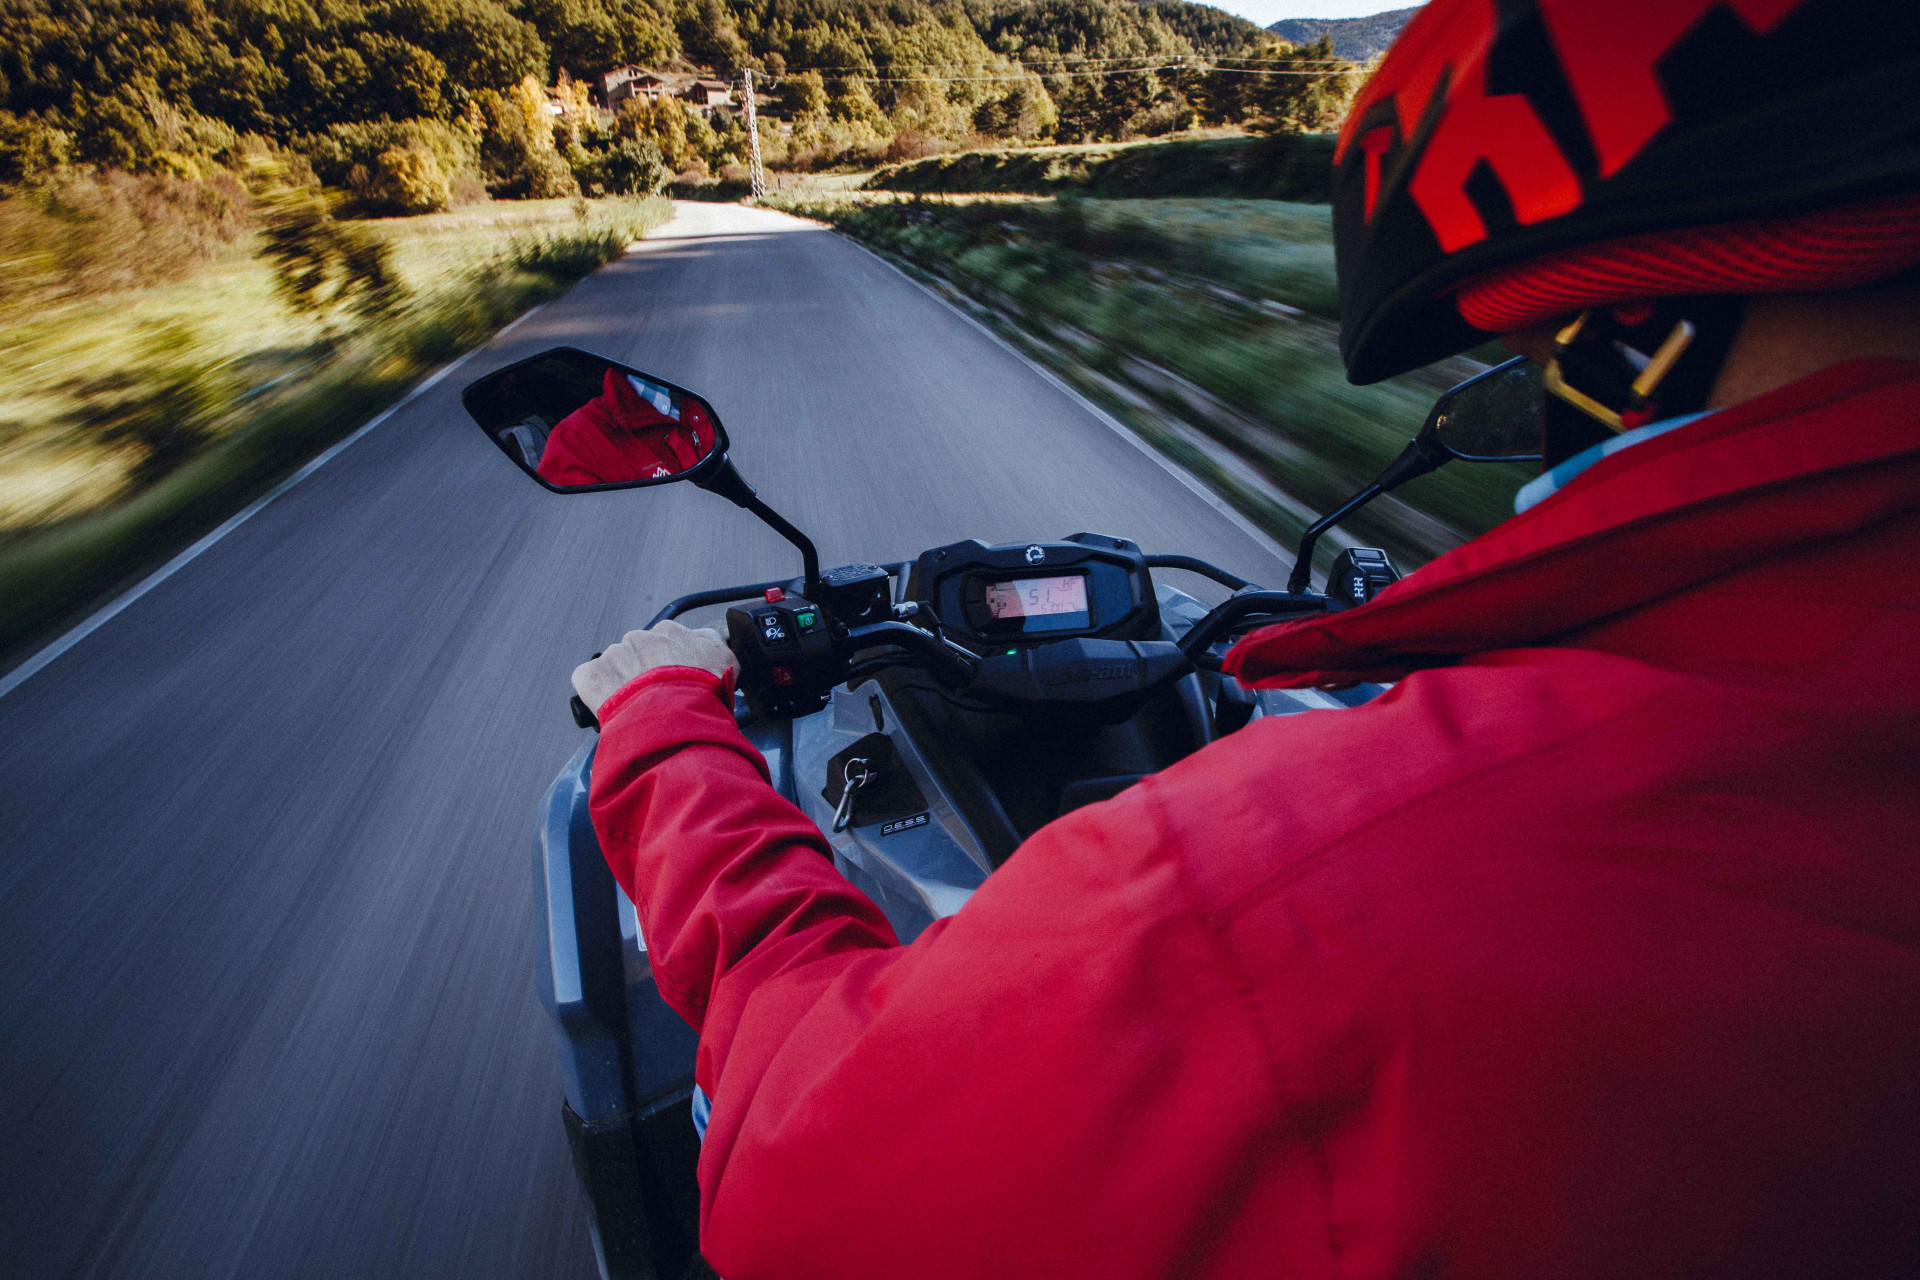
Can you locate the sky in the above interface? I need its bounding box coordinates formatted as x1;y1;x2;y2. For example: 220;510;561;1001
1221;0;1418;28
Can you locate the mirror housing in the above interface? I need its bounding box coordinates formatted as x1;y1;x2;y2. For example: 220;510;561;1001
461;346;729;493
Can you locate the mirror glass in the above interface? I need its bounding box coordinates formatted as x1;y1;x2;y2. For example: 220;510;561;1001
1431;356;1544;462
462;346;724;491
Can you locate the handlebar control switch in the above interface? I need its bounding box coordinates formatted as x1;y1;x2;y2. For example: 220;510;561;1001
728;593;841;719
1327;548;1400;610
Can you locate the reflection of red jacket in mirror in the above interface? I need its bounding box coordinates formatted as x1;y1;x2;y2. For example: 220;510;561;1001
536;368;711;486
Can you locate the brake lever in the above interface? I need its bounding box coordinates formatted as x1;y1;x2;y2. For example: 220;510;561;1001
1178;591;1326;669
840;620;977;688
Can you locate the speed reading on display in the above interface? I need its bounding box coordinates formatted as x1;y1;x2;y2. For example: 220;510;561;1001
985;575;1087;620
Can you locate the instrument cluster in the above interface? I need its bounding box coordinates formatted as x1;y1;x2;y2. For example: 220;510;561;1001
907;533;1160;654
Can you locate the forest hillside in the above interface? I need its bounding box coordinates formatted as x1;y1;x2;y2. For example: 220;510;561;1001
2;0;1359;201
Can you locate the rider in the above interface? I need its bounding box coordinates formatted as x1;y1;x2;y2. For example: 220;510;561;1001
573;2;1920;1274
536;366;712;486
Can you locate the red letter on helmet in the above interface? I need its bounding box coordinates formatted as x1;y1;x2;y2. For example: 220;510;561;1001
1407;67;1583;252
1539;0;1806;177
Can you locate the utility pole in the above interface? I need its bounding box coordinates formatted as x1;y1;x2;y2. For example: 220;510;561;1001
742;68;766;200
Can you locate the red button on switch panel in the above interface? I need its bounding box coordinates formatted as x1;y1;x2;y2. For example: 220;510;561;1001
773;666;794;686
764;587;784;603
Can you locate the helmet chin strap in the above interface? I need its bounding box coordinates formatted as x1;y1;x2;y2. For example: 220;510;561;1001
1539;296;1747;467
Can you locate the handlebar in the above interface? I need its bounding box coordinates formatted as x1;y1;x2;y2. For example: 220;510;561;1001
1143;554;1252;592
649;578;795;628
583;556;1325;729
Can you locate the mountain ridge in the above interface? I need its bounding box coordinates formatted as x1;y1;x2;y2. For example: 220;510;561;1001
1268;6;1418;61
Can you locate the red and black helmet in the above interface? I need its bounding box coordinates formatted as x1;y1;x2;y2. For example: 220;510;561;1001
1334;0;1920;384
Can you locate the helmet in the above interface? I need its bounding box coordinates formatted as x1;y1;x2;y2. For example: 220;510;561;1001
1333;0;1920;385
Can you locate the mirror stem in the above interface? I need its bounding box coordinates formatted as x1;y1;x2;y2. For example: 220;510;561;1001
1288;483;1381;594
1287;434;1450;594
698;460;824;598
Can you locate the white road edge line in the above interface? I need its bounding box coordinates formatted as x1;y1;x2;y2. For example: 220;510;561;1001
0;299;553;703
842;235;1294;568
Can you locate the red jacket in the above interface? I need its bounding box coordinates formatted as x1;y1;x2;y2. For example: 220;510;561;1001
589;360;1920;1279
537;367;711;486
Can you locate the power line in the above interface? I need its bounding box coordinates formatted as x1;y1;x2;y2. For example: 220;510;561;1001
767;62;1352;84
776;57;1351;73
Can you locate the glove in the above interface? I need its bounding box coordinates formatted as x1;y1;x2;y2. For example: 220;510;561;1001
572;619;741;718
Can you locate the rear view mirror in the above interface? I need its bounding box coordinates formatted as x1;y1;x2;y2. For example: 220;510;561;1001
1430;357;1544;463
461;346;728;492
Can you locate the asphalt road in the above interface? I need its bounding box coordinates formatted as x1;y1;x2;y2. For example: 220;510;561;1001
0;202;1292;1279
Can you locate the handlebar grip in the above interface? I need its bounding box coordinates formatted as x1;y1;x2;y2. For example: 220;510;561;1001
571;652;602;730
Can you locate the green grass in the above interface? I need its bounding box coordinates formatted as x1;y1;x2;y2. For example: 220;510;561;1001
779;193;1529;566
0;194;672;659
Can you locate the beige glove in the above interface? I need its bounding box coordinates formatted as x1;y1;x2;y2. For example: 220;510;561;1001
571;619;741;718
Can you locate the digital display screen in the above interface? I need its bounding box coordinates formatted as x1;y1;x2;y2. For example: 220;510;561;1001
984;575;1088;626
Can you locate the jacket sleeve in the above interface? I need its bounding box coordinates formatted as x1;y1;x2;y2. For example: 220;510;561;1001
588;669;1283;1280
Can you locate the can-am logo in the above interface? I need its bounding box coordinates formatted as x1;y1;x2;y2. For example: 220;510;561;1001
1024;545;1045;564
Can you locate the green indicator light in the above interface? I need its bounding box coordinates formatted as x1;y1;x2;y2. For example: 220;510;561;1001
1005;648;1018;656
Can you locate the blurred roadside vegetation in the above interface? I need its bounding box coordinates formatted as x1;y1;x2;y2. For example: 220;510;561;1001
863;133;1337;201
0;193;669;658
774;193;1527;572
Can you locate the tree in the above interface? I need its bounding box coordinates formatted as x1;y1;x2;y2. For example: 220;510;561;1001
0;110;69;184
681;0;750;75
778;70;827;120
827;76;885;127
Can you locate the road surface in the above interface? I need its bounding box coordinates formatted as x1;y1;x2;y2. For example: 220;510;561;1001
0;202;1291;1279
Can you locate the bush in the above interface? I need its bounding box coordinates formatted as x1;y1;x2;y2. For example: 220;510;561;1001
370;145;452;214
504;194;670;274
293;119;479;213
569;138;668;197
881;131;948;164
523;148;581;198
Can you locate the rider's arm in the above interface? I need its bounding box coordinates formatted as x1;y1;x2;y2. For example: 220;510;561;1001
589;665;900;1051
589;670;1275;1279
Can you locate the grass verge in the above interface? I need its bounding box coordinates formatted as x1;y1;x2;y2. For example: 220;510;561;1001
0;195;672;663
